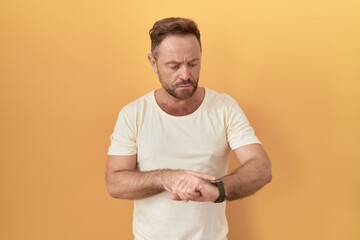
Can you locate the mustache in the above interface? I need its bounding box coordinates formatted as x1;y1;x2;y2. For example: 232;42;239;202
175;80;196;87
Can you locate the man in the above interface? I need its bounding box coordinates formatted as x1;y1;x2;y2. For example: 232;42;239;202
106;17;272;240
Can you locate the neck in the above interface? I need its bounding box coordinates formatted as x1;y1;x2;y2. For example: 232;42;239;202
155;87;205;116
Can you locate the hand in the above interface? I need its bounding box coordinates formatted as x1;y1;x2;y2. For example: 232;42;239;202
163;170;219;202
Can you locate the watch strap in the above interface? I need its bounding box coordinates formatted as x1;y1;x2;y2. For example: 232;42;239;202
212;180;226;203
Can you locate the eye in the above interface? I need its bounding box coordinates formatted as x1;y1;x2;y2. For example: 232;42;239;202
168;64;180;70
188;61;199;68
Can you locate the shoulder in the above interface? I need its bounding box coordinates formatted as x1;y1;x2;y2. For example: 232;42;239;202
114;91;155;126
120;91;155;114
204;88;238;107
203;88;247;120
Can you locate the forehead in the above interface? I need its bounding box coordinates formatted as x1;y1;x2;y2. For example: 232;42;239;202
155;34;201;60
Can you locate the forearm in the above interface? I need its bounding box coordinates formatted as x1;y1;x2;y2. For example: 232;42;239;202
221;158;272;201
106;169;171;199
106;167;218;201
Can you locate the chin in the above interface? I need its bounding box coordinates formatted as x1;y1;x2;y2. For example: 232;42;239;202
175;89;197;99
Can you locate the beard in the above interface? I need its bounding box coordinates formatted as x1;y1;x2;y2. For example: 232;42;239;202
161;79;199;100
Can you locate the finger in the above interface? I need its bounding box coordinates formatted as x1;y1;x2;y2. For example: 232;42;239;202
170;192;181;201
175;187;201;201
183;189;201;200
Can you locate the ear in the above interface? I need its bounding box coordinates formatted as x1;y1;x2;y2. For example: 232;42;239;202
147;54;158;74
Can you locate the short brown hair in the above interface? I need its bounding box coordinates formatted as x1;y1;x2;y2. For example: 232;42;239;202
149;17;201;55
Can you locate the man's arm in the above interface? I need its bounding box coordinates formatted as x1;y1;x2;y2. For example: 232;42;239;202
175;143;272;202
105;155;216;200
106;154;164;199
221;143;272;201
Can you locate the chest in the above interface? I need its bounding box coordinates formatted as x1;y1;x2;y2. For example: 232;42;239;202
135;111;230;174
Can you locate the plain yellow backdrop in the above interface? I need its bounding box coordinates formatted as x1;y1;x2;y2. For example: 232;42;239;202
1;0;359;239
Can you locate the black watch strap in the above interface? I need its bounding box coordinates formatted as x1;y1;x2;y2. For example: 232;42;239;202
212;180;226;203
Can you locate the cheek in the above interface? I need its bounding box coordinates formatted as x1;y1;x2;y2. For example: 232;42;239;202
158;69;178;82
190;68;201;77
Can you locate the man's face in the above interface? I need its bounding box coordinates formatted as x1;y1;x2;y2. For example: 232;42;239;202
148;34;202;100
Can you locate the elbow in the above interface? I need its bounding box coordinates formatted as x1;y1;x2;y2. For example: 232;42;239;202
106;184;122;199
264;160;272;184
106;175;127;199
108;191;120;199
107;184;131;199
106;170;128;199
266;168;272;184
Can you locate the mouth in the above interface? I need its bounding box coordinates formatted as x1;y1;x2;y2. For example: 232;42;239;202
176;84;194;90
175;80;195;89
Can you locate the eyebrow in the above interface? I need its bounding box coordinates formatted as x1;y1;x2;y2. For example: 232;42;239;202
165;58;200;65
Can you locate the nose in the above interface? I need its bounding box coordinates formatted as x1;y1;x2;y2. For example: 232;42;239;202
179;66;191;80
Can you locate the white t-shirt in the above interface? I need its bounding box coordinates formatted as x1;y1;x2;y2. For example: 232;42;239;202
108;88;260;240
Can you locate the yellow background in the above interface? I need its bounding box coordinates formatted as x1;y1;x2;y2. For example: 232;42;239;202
1;0;359;239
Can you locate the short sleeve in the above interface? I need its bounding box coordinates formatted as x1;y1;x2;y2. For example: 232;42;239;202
107;107;137;156
226;101;261;150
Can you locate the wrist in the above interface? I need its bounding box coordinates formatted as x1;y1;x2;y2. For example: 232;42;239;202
211;180;226;203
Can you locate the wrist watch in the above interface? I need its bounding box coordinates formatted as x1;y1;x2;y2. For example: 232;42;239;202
212;180;226;203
